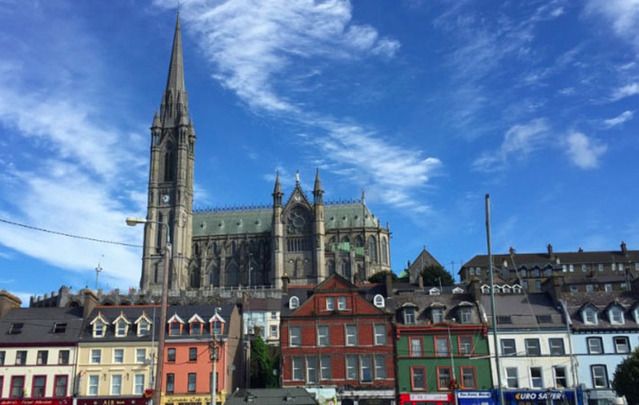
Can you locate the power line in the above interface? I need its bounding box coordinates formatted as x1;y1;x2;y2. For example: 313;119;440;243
0;217;143;248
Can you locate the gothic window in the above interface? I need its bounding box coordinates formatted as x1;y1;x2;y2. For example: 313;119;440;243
327;260;336;275
153;263;159;284
381;237;388;265
341;260;352;279
190;267;200;288
226;262;239;287
354;235;364;247
326;236;337;252
286;206;311;235
208;266;219;286
156;213;164;253
368;236;378;263
163;143;175;182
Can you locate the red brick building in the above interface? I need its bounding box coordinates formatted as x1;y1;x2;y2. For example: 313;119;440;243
280;274;395;405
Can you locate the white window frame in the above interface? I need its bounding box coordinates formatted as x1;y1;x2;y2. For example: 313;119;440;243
317;325;329;347
137;320;150;336
90;349;101;364
373;294;385;308
113;348;124;364
587;337;604;354
549;338;565;355
614;336;630;353
374;324;386;345
93;321;106;338
306;356;318;384
326;297;335;311
270;324;278;338
591;365;608;388
530;367;543;388
609;307;625;325
583;308;598;325
432;308;444;323
115;320;128;337
360;355;373;382
459;307;472;323
374;354;386;379
501;339;516;356
505;368;518;388
345;324;357;346
110;374;122;395
136;348;146;364
134;374;145;395
292;357;303;381
289;296;299;309
320;355;331;380
553;366;567;388
525;338;541;356
88;375;99;396
289;326;301;347
346;355;357;380
403;307;416;324
337;296;347;311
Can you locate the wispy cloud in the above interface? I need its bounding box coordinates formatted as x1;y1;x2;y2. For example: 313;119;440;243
585;0;639;50
154;0;438;212
603;110;634;128
473;119;549;172
564;132;607;169
611;83;639;101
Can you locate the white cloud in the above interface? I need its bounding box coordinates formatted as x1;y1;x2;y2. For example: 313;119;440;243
564;132;607;169
611;83;639;101
154;0;438;213
473;118;549;172
603;110;634;128
586;0;639;49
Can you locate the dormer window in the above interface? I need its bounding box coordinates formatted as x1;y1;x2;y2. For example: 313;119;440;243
452;287;464;294
373;294;385;308
459;307;472;324
429;287;440;296
188;314;205;336
609;307;625;325
431;308;444;323
91;313;108;338
512;284;523;294
480;285;490;294
582;307;598;325
209;313;226;336
501;285;511;294
113;313;131;337
167;314;185;336
135;312;153;337
289;296;300;309
403;305;416;325
633;308;639;323
9;323;24;335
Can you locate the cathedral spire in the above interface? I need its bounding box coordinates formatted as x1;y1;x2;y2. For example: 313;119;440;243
272;171;283;207
166;12;186;95
313;168;323;204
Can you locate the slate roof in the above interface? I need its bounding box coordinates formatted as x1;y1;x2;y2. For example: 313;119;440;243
562;291;639;331
163;303;235;339
192;203;379;237
480;293;566;330
244;298;282;312
0;306;84;345
225;388;318;405
387;286;483;325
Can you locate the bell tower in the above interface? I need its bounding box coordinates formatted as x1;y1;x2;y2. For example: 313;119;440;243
140;14;195;292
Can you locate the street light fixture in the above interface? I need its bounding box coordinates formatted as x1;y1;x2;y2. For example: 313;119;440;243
126;217;171;405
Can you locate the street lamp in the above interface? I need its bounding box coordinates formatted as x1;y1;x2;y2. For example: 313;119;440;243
126;217;171;405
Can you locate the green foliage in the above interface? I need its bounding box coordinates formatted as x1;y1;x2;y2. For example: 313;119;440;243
421;264;454;286
613;347;639;404
368;271;397;283
250;335;279;388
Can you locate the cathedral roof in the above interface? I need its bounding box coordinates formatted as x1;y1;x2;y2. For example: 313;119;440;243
192;202;381;237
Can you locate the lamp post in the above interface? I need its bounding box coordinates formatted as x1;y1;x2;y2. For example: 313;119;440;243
209;307;221;405
126;217;171;405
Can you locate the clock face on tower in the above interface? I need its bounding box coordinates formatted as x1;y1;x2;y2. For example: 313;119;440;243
161;194;170;204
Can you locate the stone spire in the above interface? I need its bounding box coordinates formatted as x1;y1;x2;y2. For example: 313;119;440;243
313;168;323;204
272;171;283;206
160;13;188;120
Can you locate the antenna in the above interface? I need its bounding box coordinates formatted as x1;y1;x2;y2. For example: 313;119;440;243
95;255;104;291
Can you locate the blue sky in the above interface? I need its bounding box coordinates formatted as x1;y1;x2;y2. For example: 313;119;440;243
1;0;638;304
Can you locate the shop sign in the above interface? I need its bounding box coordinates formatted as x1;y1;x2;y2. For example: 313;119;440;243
163;394;212;405
77;398;146;405
457;392;493;399
505;391;574;401
409;393;450;401
0;399;72;405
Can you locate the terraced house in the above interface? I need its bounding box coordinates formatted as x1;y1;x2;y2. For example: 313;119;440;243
0;291;82;404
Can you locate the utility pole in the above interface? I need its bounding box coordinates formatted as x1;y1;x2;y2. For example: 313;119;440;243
95;256;104;291
209;307;220;405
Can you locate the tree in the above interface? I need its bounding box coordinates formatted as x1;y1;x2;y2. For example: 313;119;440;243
250;335;279;388
368;271;397;283
613;347;639;404
421;264;454;287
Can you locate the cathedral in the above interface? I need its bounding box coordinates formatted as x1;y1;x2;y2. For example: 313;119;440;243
139;17;391;294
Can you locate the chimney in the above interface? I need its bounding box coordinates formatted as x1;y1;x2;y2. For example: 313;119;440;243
81;289;99;320
468;278;481;301
281;274;290;293
0;290;21;318
547;243;554;258
384;271;393;298
621;241;628;256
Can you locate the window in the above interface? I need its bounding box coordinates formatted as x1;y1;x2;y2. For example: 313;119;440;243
605;284;612;292
37;350;48;365
432;308;444;323
374;324;386;345
459;307;472;324
169;322;181;335
360;355;372;382
15;350;27;365
54;375;68;397
306;356;318;384
189;347;198;361
614;336;630;353
138;320;150;336
554;366;567;388
289;326;301;347
345;325;357;346
292;357;303;381
535;280;542;290
94;321;105;337
320;356;331;380
90;349;101;364
411;367;426;390
0;350;4;365
569;264;574;272
461;367;476;389
530;367;543;388
506;367;519;388
410;337;423;357
289;296;300;309
270;312;277;320
338;296;347;311
610;307;625;325
53;323;67;333
497;316;512;324
326;297;335;311
591;365;608;388
190;322;202;336
403;307;416;324
525;338;541;356
583;308;598;325
373;294;385;308
536;315;552;324
459;336;473;355
270;325;278;338
136;348;146;363
58;350;70;365
10;376;24;398
549;338;565;355
317;325;329;346
570;285;578;293
437;367;452;390
88;375;99;396
187;373;196;393
9;322;24;335
346;355;357;380
586;284;594;293
167;348;176;362
212;320;222;335
166;373;175;394
619;263;625;272
375;355;386;379
134;374;145;395
113;349;124;364
435;336;449;356
32;376;46;398
111;374;122;395
115;320;127;337
587;337;604;354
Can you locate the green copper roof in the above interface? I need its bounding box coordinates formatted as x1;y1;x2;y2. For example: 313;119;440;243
192;203;380;237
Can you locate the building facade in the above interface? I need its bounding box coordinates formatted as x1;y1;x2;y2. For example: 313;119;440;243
139;16;392;294
280;275;395;404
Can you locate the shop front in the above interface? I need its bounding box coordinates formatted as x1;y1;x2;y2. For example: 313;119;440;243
76;397;147;405
398;392;453;405
339;390;396;405
456;390;497;405
0;399;73;405
161;393;224;405
502;389;582;405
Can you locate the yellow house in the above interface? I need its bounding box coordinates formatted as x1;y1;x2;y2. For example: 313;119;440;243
76;306;159;401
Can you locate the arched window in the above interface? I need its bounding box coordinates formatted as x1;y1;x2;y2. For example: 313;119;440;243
190;267;200;289
209;266;219;287
289;296;300;309
373;294;385;308
341;260;351;279
327;261;336;275
381;237;388;264
354;235;364;247
226;262;239;287
368;236;378;263
163;143;175;181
